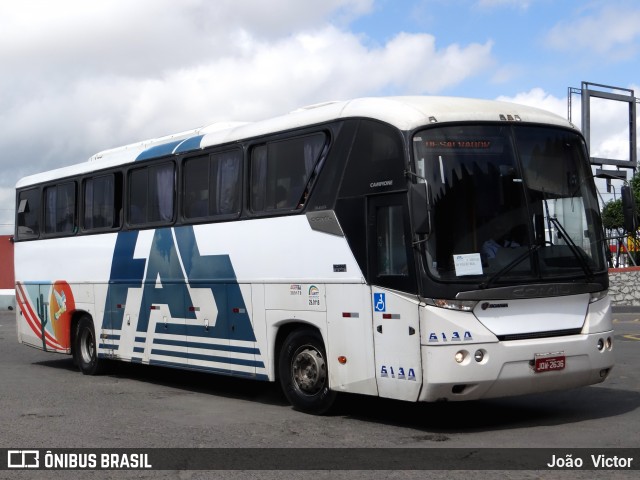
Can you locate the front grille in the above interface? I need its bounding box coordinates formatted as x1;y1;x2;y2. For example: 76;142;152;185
497;328;582;342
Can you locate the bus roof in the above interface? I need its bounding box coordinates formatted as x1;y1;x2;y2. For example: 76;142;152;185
16;96;575;188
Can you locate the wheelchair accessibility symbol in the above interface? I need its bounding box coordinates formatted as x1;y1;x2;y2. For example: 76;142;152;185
374;293;386;312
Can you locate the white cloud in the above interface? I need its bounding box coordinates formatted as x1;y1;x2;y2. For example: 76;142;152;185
0;0;500;233
498;87;640;170
0;3;494;185
0;0;373;87
585;96;637;162
544;4;640;60
496;88;566;117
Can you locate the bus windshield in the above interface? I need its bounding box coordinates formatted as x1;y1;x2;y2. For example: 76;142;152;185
413;124;606;284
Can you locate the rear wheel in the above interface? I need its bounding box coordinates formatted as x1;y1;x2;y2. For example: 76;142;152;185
74;315;103;375
278;328;336;414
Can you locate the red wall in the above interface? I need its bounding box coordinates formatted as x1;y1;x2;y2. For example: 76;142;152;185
0;235;14;289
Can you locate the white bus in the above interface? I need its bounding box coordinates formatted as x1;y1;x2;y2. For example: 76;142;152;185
15;96;614;414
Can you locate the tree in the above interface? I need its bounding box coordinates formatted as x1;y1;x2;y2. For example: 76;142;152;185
601;198;624;230
631;170;640;207
599;170;640;232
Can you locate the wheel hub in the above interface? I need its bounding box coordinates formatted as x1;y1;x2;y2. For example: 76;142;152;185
80;329;95;364
292;347;326;395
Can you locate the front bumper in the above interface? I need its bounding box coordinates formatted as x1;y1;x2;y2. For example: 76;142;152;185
418;331;614;402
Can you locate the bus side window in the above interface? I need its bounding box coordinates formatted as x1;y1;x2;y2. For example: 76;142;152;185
183;155;209;219
17;188;41;239
128;162;175;225
251;145;268;212
183;149;242;220
128;168;147;225
44;182;76;236
250;133;326;213
367;194;415;293
376;205;408;276
212;150;242;215
83;174;120;230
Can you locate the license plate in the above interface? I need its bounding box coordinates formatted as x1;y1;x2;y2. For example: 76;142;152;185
534;353;565;373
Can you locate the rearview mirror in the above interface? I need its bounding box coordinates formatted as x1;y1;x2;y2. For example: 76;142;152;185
620;186;638;233
621;186;637;233
410;182;431;235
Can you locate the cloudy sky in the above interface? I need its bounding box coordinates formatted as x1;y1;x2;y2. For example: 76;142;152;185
1;0;639;234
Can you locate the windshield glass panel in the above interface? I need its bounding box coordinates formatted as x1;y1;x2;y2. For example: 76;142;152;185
413;124;605;284
515;126;605;276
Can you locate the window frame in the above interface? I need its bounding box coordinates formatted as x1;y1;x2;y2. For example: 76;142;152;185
182;148;243;223
126;161;176;227
16;187;42;240
42;181;77;237
14;126;335;241
81;172;122;233
248;131;329;215
367;193;417;293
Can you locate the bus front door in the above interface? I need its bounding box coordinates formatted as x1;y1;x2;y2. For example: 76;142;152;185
372;288;422;401
368;194;422;401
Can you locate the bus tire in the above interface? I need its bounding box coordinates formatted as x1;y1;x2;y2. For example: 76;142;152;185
74;315;103;375
278;328;336;415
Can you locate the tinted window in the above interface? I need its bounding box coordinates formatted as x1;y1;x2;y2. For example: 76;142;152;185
250;133;326;212
83;174;121;230
128;163;175;225
183;150;242;219
412;124;606;283
44;182;76;235
17;188;40;239
376;205;408;276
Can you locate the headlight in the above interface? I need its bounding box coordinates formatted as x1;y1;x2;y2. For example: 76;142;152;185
427;298;478;312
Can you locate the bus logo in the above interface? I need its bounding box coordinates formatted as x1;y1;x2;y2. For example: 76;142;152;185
8;450;40;468
374;293;386;312
308;285;321;306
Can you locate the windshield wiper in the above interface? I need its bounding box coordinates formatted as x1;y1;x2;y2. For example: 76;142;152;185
542;195;594;281
480;244;542;290
547;216;595;281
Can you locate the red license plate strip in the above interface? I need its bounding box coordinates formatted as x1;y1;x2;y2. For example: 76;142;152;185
534;353;565;373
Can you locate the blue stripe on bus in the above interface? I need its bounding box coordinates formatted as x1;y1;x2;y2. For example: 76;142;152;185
154;323;182;335
101;225;260;383
153;337;260;355
135;140;183;161
149;359;269;380
99;343;118;350
151;348;265;368
174;135;204;153
153;323;260;344
104;226;256;342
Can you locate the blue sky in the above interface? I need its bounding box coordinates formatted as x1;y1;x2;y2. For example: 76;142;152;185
350;0;639;99
0;0;639;232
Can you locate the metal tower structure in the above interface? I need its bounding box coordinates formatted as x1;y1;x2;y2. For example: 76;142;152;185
568;81;638;187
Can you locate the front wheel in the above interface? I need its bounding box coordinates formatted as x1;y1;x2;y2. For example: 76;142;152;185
278;328;336;414
74;315;104;375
